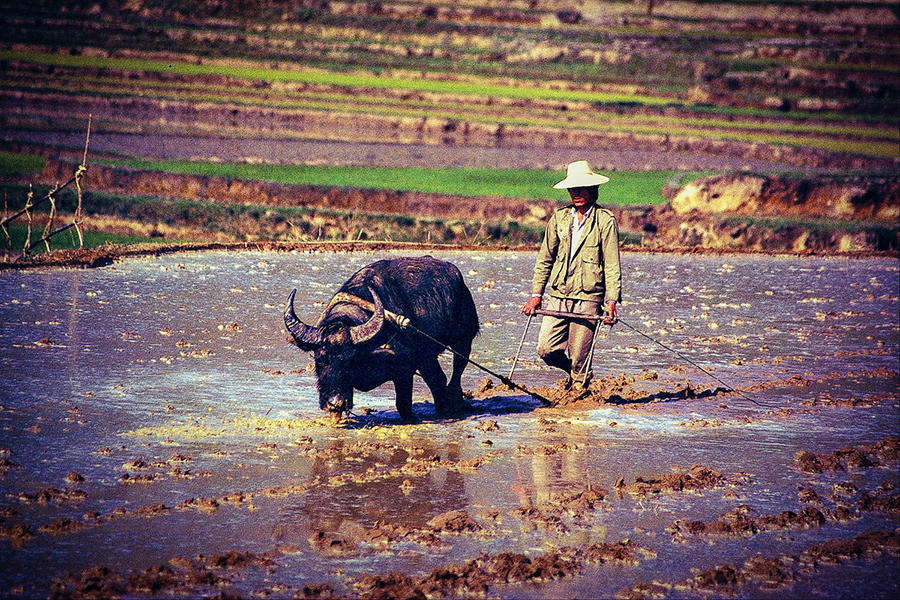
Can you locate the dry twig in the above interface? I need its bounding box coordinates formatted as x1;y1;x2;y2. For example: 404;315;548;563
1;115;92;260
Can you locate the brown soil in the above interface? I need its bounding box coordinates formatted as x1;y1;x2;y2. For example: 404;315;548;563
49;540;648;599
2;152;893;271
795;436;900;474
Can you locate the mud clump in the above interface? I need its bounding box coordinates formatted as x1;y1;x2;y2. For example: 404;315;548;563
427;510;481;533
795;450;843;473
351;552;577;599
756;507;827;530
804;391;900;408
15;487;87;505
669;476;900;542
582;540;654;565
50;550;277;599
795;435;899;473
308;530;359;557
481;550;579;584
689;563;744;593
620;529;900;599
307;516;460;558
38;518;86;535
856;489;900;514
802;529;900;565
741;555;798;588
196;549;276;570
668;505;827;540
798;487;823;505
0;456;22;473
351;542;643;600
543;371;729;409
553;488;609;515
623;464;725;497
0;522;35;547
51;563;225;599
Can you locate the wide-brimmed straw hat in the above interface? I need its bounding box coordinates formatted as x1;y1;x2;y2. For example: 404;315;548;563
553;160;610;189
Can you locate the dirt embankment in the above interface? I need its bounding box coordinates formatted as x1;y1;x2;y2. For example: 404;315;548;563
5;88;894;173
34;157;898;258
642;171;900;253
666;172;899;222
4;154;897;270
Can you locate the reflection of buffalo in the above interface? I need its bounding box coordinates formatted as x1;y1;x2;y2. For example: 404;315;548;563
284;256;479;418
273;438;469;546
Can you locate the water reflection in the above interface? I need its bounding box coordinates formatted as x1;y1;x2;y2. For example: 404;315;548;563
275;437;470;545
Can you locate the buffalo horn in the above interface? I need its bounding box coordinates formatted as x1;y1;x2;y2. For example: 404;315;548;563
284;289;321;350
349;288;385;345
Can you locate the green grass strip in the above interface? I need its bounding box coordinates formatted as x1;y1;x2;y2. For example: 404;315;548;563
2;222;166;254
9;69;897;158
0;49;676;106
16;70;897;142
97;159;691;205
0;152;46;175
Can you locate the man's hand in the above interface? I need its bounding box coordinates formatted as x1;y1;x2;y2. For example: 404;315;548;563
522;296;542;315
603;301;618;324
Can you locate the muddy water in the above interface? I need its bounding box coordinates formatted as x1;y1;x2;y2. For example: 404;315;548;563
0;250;897;599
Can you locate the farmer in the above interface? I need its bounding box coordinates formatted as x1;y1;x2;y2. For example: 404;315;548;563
521;160;622;392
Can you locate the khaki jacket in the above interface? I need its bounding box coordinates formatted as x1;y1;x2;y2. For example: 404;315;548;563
531;205;622;304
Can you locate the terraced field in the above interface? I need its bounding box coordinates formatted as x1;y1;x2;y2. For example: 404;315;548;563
0;1;897;258
1;0;897;168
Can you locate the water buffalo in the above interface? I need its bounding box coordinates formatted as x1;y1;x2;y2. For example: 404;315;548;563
284;256;480;419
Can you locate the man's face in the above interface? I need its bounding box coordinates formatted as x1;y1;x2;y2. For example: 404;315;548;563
568;185;599;209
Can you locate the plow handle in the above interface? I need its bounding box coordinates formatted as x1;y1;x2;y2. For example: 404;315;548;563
533;308;603;322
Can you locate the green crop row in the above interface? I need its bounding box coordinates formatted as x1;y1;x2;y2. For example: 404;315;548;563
1;152;691;206
17;68;897;143
1;222;166;256
0;50;675;106
94;158;691;205
0;152;46;176
6;50;896;159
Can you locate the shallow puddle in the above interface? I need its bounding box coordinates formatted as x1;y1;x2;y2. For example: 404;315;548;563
1;250;897;599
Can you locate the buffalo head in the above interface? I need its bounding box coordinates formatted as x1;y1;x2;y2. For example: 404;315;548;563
284;288;385;415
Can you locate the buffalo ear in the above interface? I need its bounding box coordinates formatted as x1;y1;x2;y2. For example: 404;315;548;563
284;289;322;351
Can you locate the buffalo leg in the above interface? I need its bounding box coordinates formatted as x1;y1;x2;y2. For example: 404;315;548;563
393;370;415;419
446;339;472;410
419;356;451;414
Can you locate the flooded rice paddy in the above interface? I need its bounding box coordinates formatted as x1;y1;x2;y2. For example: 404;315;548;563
1;249;898;599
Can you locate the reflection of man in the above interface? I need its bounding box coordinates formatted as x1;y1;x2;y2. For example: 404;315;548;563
521;161;622;392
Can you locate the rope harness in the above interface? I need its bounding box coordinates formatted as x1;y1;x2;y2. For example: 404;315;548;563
322;293;552;406
313;294;767;410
